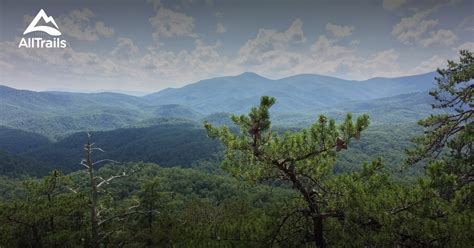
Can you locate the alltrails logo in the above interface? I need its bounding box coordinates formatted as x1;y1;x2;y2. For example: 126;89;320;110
19;9;67;48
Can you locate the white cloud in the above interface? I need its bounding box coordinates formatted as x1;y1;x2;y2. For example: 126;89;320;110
307;37;402;79
409;55;447;74
383;0;407;10
149;7;196;40
350;49;402;78
139;40;238;84
216;22;226;34
111;37;139;61
350;40;360;46
455;42;474;51
420;29;457;47
234;24;406;81
95;22;114;37
0;37;144;91
391;0;465;47
392;10;438;45
4;1;471;93
325;23;354;38
238;19;305;65
55;9;114;41
310;35;352;57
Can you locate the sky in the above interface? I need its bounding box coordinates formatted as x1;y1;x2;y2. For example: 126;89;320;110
0;0;473;94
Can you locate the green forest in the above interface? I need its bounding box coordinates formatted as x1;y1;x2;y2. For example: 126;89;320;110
0;51;472;247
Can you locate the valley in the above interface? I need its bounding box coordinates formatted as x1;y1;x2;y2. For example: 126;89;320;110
0;72;440;177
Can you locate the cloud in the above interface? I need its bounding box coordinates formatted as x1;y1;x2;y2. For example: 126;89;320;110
351;49;401;78
68;8;94;21
420;29;457;47
307;36;402;79
140;40;238;83
391;10;438;45
149;7;196;40
325;23;354;38
5;0;471;92
409;55;447;74
233;22;406;81
310;35;352;58
238;19;305;65
0;36;148;85
233;19;410;80
111;37;139;61
216;22;226;34
383;0;407;10
459;15;474;32
391;0;465;47
455;42;474;51
56;9;114;41
95;22;114;37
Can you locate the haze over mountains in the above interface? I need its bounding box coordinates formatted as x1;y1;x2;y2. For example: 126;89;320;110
0;71;437;135
0;71;440;175
144;72;437;114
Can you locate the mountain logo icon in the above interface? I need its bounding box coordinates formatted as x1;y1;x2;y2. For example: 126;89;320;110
23;9;61;36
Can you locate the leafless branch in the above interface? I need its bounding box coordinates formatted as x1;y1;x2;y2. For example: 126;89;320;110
97;173;128;188
92;159;120;166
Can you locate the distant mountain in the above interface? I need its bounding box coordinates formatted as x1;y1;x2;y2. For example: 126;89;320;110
0;150;41;176
147;104;202;120
0;86;202;138
1;71;438;137
144;72;437;114
0;126;52;153
0;119;422;177
20;121;220;174
204;91;439;127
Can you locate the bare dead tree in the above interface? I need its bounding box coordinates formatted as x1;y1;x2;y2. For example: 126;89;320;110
80;132;128;248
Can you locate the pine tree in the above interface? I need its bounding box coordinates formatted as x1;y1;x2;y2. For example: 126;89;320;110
408;50;473;201
204;96;369;247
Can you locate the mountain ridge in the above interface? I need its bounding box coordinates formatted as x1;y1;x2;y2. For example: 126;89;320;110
0;71;438;137
143;71;437;114
1;71;436;96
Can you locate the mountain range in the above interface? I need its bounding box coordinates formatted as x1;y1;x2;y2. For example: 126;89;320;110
0;71;438;137
144;72;437;114
0;71;442;175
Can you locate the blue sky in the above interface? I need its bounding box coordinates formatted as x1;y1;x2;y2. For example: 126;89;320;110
0;0;473;93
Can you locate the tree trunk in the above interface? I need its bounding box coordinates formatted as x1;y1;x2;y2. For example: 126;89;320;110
32;225;42;248
277;162;327;248
86;140;100;248
313;215;326;248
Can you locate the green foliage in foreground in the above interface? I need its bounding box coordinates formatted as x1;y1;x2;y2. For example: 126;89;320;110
205;95;473;247
0;163;294;247
1;161;472;247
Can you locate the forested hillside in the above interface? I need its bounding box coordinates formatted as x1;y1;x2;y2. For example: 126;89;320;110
0;72;439;176
0;72;436;138
0;121;421;177
0;52;472;247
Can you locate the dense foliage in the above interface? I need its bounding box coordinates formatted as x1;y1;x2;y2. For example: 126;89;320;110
0;163;295;247
0;120;422;177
